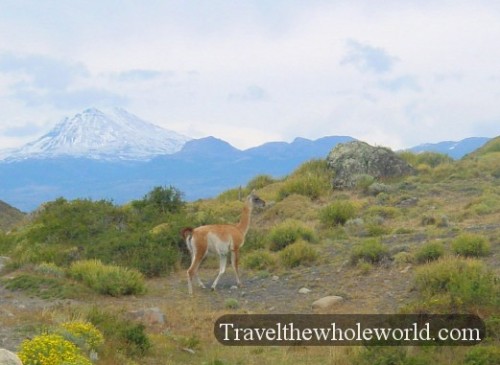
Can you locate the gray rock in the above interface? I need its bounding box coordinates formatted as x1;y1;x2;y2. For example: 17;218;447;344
298;287;311;294
312;296;344;312
327;141;415;189
0;349;23;365
127;307;166;326
396;197;419;207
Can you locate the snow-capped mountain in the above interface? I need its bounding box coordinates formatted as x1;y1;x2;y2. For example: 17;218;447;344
2;107;191;161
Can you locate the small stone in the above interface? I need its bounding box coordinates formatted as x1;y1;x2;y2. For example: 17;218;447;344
230;285;238;290
312;296;344;312
272;275;280;281
400;265;412;273
299;287;311;294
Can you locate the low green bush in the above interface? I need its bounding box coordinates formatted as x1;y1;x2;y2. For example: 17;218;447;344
320;201;357;227
243;229;267;251
351;239;389;264
87;307;151;357
452;233;491;257
3;273;91;299
68;259;146;296
246;174;276;190
242;250;277;271
464;345;500;365
268;219;316;251
224;298;240;309
415;241;445;263
277;160;331;200
279;240;318;268
414;257;498;308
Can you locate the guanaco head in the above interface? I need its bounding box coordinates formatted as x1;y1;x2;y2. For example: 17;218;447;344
248;190;266;209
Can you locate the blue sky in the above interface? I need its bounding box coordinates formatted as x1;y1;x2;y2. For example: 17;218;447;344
1;0;500;150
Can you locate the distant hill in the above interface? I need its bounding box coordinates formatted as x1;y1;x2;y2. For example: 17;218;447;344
0;200;25;231
0;135;355;211
465;136;500;157
407;137;491;159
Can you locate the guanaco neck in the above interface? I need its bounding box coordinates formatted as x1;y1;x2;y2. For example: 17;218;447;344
236;200;253;236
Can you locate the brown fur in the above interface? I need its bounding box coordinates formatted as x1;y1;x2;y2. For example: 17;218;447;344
182;191;265;294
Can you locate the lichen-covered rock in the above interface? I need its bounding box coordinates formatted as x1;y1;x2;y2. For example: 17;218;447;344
327;141;415;189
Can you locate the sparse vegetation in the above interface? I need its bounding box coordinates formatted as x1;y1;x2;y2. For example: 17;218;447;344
242;250;277;271
452;233;491;257
1;141;499;365
415;241;445;263
68;259;146;296
268;219;316;251
414;257;498;309
319;200;357;227
277;159;332;200
279;240;319;268
351;238;389;264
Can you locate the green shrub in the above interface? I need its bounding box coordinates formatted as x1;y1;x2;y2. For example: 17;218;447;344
414;257;498;308
277;175;329;200
277;160;331;200
3;273;91;299
365;223;390;237
242;250;277;271
87;307;151;357
279;240;318;268
243;229;267;251
399;151;453;168
452;233;491;257
18;333;92;365
247;174;276;190
421;214;436;226
320;201;357;227
353;347;407;365
415;242;445;263
59;321;104;353
69;260;146;296
351;239;389;264
464;346;500;365
224;298;240;309
268;220;316;251
132;185;184;214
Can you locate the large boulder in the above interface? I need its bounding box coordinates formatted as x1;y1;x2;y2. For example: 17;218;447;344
327;141;415;189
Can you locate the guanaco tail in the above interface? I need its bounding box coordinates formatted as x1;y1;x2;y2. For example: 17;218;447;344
181;191;265;294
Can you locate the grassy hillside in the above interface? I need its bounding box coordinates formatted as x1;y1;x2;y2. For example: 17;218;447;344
0;200;25;231
466;136;500;157
0;145;498;365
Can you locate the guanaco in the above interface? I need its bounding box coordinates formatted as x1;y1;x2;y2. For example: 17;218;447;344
181;191;265;294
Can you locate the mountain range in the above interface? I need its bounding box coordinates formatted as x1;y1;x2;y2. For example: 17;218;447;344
406;137;491;159
0;108;492;211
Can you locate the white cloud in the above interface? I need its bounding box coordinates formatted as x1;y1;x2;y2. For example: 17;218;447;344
0;1;499;151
